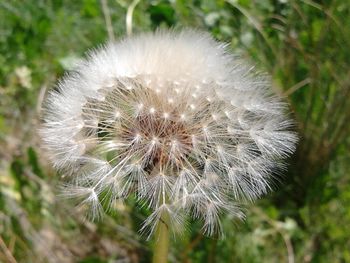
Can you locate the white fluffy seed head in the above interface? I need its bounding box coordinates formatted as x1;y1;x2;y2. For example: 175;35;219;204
40;30;297;237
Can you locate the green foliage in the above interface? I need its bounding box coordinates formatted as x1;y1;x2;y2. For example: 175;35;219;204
0;0;349;262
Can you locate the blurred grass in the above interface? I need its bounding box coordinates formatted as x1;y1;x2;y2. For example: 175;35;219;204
0;0;349;262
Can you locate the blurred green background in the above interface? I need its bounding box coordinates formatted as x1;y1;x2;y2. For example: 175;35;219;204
0;0;349;262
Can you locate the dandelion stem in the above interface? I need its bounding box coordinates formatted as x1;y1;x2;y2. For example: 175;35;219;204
152;211;170;263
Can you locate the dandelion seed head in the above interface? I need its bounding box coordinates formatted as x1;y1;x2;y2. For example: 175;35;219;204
40;30;297;237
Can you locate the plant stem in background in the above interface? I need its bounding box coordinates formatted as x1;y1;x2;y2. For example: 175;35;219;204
100;0;115;42
152;212;170;263
0;235;17;263
126;0;141;36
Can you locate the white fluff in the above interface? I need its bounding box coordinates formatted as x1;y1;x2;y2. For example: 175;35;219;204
40;30;297;237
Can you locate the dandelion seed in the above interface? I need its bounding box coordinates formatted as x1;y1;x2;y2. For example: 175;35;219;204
40;30;297;238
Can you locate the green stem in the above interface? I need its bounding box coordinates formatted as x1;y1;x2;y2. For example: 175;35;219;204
152;212;170;263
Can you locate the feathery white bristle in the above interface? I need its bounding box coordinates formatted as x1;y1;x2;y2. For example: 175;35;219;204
40;30;297;237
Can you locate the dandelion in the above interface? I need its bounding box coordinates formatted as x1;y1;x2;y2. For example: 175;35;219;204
40;30;297;262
